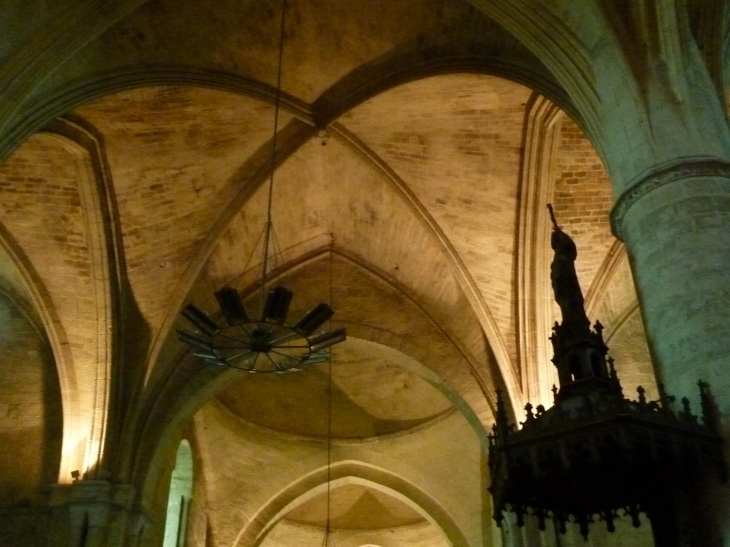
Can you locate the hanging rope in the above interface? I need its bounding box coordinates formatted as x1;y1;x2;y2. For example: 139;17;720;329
260;0;287;309
323;233;336;547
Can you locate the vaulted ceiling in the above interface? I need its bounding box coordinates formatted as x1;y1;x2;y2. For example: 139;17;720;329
0;1;659;546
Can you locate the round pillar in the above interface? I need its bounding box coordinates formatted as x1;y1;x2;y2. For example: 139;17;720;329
612;159;730;545
612;160;730;407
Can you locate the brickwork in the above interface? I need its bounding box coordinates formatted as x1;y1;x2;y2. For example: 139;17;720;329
1;0;730;545
196;402;485;547
552;117;616;294
0;135;95;362
340;74;532;372
606;308;658;400
204;138;496;422
0;133;104;475
590;255;658;399
75;87;288;341
261;519;448;547
593;257;638;329
0;293;61;507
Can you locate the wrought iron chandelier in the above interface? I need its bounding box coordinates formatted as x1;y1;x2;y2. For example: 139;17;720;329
177;0;346;373
178;287;345;373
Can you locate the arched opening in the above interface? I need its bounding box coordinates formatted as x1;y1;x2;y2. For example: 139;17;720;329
242;468;468;547
259;477;450;547
569;353;583;381
163;440;193;547
589;350;602;378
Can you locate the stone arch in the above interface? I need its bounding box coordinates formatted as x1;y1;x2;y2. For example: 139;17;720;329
123;74;524;409
312;51;576;126
0;287;63;505
10;72;570;420
0;228;75;470
460;0;599;110
37;119;123;481
1;49;578;166
162;440;194;547
0;119;121;482
134;249;495;511
233;461;469;547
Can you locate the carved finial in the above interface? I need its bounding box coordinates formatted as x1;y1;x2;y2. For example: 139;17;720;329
495;389;510;440
681;397;692;418
657;383;675;414
626;504;641;528
594;320;604;339
698;380;719;433
607;357;623;396
524;403;535;424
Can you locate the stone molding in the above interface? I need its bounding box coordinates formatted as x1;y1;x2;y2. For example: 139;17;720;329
0;67;315;165
515;94;561;406
211;396;459;446
610;157;730;238
48;481;150;547
583;239;626;321
329;122;520;413
234;463;471;547
41;116;120;484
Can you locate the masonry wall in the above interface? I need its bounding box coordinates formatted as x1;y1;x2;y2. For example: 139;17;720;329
0;292;62;546
552;116;615;291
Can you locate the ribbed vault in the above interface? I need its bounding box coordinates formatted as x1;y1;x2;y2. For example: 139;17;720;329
0;2;664;544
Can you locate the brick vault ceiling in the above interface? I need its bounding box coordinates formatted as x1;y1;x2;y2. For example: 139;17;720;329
0;74;650;417
68;74;534;375
0;2;658;541
217;338;454;439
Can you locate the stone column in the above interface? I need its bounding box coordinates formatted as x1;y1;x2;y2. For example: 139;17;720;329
47;481;150;547
611;158;730;544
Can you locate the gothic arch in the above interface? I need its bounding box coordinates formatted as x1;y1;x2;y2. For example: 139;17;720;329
133;249;496;510
232;461;469;547
0;118;122;482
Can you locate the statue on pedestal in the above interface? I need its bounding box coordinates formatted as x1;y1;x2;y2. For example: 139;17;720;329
548;204;589;332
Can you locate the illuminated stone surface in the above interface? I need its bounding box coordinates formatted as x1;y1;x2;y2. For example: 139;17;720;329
1;1;727;546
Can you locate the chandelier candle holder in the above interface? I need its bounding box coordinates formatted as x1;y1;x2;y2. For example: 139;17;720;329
178;286;346;373
178;0;345;372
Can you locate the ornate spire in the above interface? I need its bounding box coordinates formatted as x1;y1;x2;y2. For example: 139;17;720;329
487;206;726;544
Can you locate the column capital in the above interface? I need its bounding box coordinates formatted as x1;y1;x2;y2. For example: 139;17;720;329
49;479;136;509
610;157;730;239
48;481;150;547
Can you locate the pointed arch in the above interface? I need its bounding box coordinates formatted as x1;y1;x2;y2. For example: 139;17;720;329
133;249;495;510
0;114;122;482
233;461;469;547
163;440;194;547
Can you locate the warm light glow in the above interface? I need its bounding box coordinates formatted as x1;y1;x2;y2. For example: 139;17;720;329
59;433;89;484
